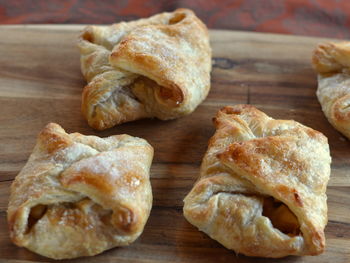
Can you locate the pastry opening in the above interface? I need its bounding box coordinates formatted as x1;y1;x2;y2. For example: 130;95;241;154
262;197;300;236
81;28;94;43
81;26;115;50
132;76;184;107
156;85;183;106
111;206;138;234
87;75;184;127
25;198;113;234
26;204;47;233
169;13;186;25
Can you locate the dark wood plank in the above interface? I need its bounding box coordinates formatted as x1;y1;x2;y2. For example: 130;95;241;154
0;181;349;262
0;25;349;262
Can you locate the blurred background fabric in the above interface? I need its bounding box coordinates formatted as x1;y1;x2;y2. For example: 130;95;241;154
1;0;349;39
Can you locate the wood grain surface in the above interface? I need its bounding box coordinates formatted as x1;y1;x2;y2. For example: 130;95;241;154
0;25;349;263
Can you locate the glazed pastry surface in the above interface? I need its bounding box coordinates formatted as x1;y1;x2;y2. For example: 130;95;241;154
312;42;350;139
7;123;153;259
183;105;331;258
78;8;212;130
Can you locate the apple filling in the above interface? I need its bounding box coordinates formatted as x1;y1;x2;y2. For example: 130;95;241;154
262;197;300;236
25;198;113;234
26;204;47;233
132;76;184;107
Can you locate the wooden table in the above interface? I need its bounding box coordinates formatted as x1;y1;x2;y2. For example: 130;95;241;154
0;25;349;262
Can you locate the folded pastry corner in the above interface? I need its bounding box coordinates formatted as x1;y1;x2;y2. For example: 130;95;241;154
78;8;212;130
183;105;331;258
7;123;154;259
312;41;350;139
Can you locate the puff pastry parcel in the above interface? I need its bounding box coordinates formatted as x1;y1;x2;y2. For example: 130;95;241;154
312;42;350;139
7;123;153;259
78;8;212;130
183;105;331;258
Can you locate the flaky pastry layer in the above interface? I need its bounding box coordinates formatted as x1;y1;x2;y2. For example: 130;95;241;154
78;8;212;130
8;123;154;259
312;42;350;139
183;105;331;258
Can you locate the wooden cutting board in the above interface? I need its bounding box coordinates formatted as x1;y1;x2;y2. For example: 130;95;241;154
0;25;349;263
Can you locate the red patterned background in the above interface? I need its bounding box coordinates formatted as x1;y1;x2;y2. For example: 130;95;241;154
1;0;350;39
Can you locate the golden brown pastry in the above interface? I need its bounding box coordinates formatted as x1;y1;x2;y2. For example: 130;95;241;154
183;105;331;258
312;42;350;139
7;123;153;259
78;8;212;130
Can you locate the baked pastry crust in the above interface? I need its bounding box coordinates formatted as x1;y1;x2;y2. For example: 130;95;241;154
183;105;331;258
7;123;154;259
312;42;350;139
78;8;212;130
